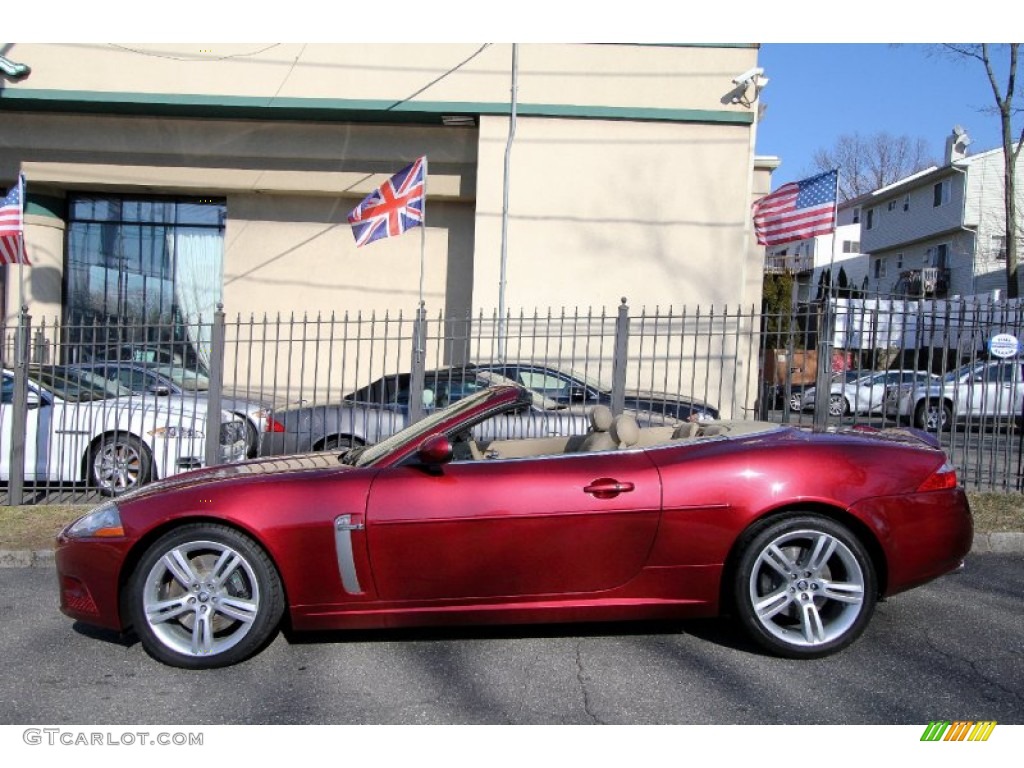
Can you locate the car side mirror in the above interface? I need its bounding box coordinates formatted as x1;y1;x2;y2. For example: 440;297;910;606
569;387;587;402
417;434;453;466
147;385;171;396
26;391;41;410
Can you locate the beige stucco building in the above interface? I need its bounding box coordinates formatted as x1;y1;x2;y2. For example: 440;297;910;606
0;43;772;416
1;43;766;320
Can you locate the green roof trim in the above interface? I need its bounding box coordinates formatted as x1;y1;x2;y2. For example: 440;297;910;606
26;193;66;221
0;88;754;126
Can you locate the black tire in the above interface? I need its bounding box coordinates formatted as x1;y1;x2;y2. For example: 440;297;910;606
914;400;952;432
239;416;260;458
732;514;877;659
127;523;284;669
320;435;364;452
89;433;152;496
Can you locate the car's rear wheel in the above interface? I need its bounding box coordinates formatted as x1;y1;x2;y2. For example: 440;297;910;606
732;515;876;659
915;400;952;432
788;392;803;412
89;433;152;496
128;524;284;669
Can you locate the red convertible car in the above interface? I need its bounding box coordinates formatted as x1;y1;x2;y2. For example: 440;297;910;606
56;385;972;669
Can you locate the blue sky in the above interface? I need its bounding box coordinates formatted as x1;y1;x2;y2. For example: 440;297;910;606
756;43;1012;189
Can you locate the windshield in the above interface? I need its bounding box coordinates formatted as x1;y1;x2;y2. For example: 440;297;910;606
350;388;504;467
30;367;133;402
941;362;982;384
152;365;210;392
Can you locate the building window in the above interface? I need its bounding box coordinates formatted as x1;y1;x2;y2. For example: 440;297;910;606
887;200;898;212
926;243;949;269
896;252;904;269
933;179;951;207
873;258;886;279
65;195;226;368
992;234;1007;260
903;195;910;211
866;208;875;230
852;207;861;224
842;240;860;254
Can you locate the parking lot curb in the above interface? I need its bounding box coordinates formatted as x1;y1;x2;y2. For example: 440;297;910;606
970;531;1024;554
1;533;1023;568
0;549;56;568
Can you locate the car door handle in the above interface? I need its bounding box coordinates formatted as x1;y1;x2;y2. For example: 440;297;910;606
584;478;635;497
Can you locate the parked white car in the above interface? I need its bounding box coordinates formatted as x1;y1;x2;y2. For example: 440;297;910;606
71;361;275;458
1;366;248;495
799;369;940;417
884;359;1024;431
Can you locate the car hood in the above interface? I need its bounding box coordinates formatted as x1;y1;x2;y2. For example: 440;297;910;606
117;451;351;502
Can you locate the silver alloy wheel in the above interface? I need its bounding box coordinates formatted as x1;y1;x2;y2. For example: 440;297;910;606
747;528;866;648
917;401;951;431
141;540;261;658
92;436;149;494
828;394;849;417
788;392;803;412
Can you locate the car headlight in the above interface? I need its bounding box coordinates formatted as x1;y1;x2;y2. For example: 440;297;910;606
63;501;124;539
148;426;205;439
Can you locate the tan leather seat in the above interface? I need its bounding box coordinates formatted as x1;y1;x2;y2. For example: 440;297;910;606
578;405;616;451
610;414;640;449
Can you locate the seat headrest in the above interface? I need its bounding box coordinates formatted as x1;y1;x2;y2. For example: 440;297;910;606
589;405;613;432
672;421;702;439
610;414;640;448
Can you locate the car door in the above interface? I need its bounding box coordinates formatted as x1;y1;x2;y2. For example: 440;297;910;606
0;373;47;481
365;449;663;601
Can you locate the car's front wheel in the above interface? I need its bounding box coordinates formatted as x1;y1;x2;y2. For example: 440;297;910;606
828;394;850;417
732;515;876;659
128;524;284;669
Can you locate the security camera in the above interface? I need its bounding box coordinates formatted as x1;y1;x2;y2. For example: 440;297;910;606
732;67;765;86
0;55;31;80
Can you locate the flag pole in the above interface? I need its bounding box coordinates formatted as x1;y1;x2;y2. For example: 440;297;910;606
813;169;842;430
17;173;26;362
418;157;428;312
497;43;518;362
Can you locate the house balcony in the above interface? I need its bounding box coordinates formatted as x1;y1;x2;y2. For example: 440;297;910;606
893;267;950;298
764;253;814;275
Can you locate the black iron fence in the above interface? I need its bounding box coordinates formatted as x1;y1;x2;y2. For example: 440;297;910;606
2;295;1023;504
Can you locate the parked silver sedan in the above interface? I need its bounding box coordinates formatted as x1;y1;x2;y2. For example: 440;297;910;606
258;370;674;456
798;369;940;417
885;359;1024;430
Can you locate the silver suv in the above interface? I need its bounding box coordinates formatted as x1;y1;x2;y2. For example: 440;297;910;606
884;359;1024;431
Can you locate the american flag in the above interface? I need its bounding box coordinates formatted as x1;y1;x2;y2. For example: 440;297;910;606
0;174;30;265
752;170;838;247
347;157;426;248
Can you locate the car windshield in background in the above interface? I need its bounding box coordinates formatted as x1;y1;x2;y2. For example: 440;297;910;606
351;387;499;468
30;367;132;402
153;365;210;392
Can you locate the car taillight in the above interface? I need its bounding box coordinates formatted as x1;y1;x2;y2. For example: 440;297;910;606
266;414;286;433
917;461;958;491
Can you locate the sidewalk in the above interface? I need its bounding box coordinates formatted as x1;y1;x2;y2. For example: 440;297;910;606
3;532;1022;569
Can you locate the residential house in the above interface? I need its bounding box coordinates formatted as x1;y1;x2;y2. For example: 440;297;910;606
764;199;867;303
859;128;1023;299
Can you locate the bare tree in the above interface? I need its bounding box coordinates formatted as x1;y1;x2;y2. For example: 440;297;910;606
940;44;1023;300
811;132;935;202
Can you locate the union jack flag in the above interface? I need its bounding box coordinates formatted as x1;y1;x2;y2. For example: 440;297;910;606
0;174;30;266
347;157;426;248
